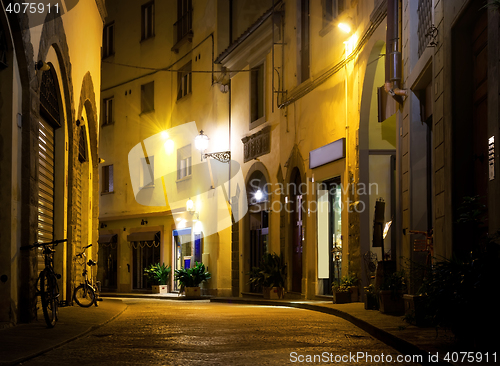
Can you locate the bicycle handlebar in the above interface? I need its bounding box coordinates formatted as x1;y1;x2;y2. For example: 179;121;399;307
76;244;93;257
21;238;68;250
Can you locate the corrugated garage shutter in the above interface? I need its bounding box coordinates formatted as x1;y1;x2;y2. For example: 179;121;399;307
38;119;55;244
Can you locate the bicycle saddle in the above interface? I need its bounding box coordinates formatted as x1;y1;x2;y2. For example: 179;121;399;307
87;259;97;266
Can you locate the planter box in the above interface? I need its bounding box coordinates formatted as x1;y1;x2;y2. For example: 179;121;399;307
403;294;429;326
184;286;201;297
333;291;351;304
263;287;285;299
364;295;379;310
349;286;359;302
152;285;169;294
379;290;404;314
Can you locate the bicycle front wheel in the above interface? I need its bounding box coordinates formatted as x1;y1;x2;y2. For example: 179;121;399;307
73;284;95;307
40;271;58;328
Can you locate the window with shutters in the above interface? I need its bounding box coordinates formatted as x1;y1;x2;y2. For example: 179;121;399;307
250;63;265;129
321;0;346;35
102;165;114;194
141;81;154;113
141;1;155;41
140;156;154;188
177;62;192;100
298;0;310;83
174;0;192;44
103;22;115;58
103;97;113;126
177;145;192;181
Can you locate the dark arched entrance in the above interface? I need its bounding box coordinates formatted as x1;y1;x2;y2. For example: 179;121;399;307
290;167;303;293
246;169;269;293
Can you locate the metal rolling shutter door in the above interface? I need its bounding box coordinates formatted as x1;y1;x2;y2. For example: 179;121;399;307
38;119;55;244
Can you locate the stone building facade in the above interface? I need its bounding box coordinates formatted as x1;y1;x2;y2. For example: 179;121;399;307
220;0;399;299
398;0;500;276
0;0;105;325
98;0;499;301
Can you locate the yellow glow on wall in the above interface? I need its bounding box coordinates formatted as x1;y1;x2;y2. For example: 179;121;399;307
344;33;358;57
164;139;174;154
338;22;351;34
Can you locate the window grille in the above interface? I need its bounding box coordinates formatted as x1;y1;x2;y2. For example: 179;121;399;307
418;0;432;58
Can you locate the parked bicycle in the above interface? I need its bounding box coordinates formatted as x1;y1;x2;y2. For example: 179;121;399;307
73;244;102;307
21;238;68;328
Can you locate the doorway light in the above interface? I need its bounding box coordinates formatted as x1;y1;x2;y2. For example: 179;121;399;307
254;189;263;202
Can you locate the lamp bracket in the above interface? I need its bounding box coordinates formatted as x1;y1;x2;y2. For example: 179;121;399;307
204;151;231;163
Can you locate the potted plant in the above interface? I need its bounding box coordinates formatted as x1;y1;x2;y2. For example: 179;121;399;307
144;263;171;294
379;270;406;314
332;283;351;304
332;273;359;304
174;262;211;298
342;273;360;302
248;253;287;299
364;284;379;310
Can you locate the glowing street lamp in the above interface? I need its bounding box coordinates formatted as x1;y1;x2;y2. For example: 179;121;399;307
194;130;231;163
338;22;351;34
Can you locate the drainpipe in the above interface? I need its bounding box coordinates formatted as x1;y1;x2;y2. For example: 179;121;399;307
385;0;407;103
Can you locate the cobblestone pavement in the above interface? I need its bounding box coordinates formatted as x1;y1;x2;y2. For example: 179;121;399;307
21;298;417;365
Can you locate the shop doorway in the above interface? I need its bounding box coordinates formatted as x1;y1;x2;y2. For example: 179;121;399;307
245;168;270;293
316;177;342;295
173;228;192;291
97;234;118;291
129;231;161;289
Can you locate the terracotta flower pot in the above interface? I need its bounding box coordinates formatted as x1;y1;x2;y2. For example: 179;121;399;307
184;286;201;297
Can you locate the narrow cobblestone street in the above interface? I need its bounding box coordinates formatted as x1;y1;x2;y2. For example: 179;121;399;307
22;299;414;365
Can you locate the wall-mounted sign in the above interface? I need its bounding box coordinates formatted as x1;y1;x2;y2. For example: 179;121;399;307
489;136;495;181
309;138;346;169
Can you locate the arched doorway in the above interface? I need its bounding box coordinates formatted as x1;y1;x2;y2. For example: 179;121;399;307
38;66;63;248
289;167;303;293
245;169;269;293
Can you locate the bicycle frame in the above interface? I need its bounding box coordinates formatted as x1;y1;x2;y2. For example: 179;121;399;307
21;238;68;328
74;244;101;307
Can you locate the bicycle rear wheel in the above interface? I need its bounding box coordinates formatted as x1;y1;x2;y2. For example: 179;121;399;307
73;284;95;307
40;271;58;328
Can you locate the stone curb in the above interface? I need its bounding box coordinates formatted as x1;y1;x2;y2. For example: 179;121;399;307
210;297;451;366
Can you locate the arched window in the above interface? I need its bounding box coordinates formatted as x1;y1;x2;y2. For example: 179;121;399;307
78;125;87;162
40;67;61;127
